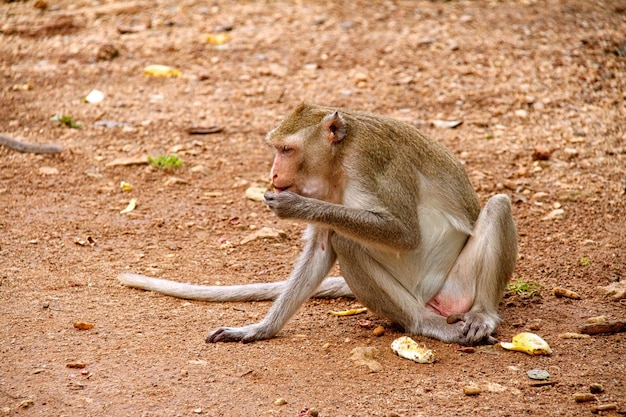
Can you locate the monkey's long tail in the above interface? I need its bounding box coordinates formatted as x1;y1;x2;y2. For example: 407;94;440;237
118;273;353;301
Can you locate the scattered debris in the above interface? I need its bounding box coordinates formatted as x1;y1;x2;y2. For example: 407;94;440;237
598;281;626;301
573;393;596;403
205;33;231;45
553;286;581;300
529;380;558;387
187;126;223;135
297;407;319;417
143;64;181;78
73;322;94;330
240;226;285;245
120;181;133;191
120;198;137;214
106;156;149;167
463;385;481;396
542;208;564;221
349;347;384;373
245;186;267;202
372;326;385;337
526;369;550;380
589;383;604;394
329;307;367;316
273;398;287;406
74;236;96;247
580;319;625;335
559;332;590;339
38;166;59;175
590;404;617;414
500;333;552;355
432;119;463;129
83;89;104;104
94;120;132;128
391;336;435;364
66;362;86;369
18;399;34;409
457;346;475;354
50;114;81;129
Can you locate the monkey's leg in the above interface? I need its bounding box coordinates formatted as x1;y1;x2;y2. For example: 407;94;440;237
333;236;467;344
440;194;518;345
206;227;337;343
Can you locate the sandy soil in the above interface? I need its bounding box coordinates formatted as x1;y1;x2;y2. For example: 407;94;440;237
1;0;625;416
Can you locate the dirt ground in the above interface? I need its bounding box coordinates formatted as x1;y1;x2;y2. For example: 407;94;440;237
1;0;625;416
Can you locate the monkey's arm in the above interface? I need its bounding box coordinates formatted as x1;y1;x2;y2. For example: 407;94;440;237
0;134;63;154
264;191;419;252
206;227;337;343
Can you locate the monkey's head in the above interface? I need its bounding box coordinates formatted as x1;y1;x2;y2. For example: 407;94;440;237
266;103;348;202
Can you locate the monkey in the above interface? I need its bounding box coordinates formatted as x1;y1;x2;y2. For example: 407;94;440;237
0;134;63;154
118;102;518;346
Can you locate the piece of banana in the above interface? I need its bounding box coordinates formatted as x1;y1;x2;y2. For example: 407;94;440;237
391;336;435;364
328;307;367;316
500;332;552;355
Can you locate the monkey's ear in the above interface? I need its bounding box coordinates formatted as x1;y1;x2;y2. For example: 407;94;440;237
323;111;347;143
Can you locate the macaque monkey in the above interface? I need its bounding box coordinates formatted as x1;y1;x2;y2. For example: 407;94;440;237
0;134;63;154
119;103;517;345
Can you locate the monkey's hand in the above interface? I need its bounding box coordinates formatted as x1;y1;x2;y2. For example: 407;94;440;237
263;191;309;219
206;324;275;344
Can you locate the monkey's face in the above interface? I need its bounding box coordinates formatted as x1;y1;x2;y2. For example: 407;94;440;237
266;104;348;203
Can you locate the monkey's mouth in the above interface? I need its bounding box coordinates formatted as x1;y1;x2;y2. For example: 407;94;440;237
273;185;289;193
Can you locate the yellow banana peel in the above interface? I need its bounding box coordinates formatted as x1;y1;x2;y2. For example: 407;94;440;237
328;307;367;316
500;332;552;355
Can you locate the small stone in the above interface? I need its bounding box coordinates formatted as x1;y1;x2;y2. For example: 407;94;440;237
559;332;591;339
18;399;34;409
589;383;604;394
350;347;384;373
526;369;550;380
542;208;564;221
590;404;617;414
274;398;287;406
463;385;481;396
573;393;597;403
515;109;528;118
39;166;59;175
66;362;86;369
372;326;385;337
599;281;626;301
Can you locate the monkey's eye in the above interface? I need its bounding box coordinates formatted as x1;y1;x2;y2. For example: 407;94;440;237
280;145;293;155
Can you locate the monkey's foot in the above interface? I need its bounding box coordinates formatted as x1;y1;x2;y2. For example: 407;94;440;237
206;324;274;344
455;311;500;346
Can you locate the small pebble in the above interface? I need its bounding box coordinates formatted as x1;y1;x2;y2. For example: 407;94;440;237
526;369;550;380
589;383;604;394
274;398;287;406
463;386;481;396
591;404;617;414
372;326;385;337
573;393;597;403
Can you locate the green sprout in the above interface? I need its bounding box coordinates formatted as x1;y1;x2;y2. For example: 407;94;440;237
506;278;543;298
579;257;591;267
147;154;183;170
50;114;81;129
